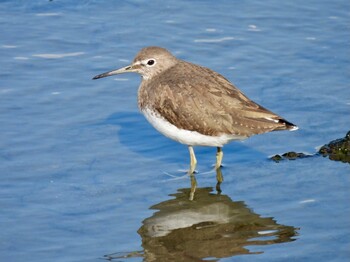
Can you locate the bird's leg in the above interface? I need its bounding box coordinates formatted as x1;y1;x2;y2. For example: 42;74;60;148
188;146;197;174
216;167;223;194
215;147;224;193
216;147;223;169
189;173;197;201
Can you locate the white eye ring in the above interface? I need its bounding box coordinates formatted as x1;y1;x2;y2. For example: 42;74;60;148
145;58;156;67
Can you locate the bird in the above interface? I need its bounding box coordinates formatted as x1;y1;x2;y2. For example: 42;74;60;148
93;46;298;174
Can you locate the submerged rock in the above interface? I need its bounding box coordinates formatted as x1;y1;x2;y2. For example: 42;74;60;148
318;131;350;163
271;131;350;164
271;152;310;162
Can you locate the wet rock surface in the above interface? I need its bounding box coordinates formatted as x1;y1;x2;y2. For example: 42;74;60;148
318;131;350;163
271;152;311;162
271;131;350;164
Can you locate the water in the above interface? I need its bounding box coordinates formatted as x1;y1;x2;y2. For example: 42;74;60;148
1;1;349;261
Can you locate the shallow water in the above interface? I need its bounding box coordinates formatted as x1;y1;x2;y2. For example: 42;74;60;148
1;1;349;261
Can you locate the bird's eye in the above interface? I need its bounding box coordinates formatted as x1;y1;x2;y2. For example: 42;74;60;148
147;59;155;66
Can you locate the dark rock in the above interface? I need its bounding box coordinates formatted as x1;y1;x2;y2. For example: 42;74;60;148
271;131;350;164
318;131;350;163
271;154;283;162
271;152;310;162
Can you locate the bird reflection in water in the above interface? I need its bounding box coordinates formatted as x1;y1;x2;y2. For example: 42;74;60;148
104;174;298;261
190;167;223;201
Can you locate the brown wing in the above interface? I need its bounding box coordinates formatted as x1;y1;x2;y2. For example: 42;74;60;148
139;61;294;137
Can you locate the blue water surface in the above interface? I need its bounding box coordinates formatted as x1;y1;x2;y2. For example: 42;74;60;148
1;1;349;262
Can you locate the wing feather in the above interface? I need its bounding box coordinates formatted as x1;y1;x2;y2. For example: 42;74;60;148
139;61;290;137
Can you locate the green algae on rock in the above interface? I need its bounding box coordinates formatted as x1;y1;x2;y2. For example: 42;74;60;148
271;131;350;163
318;131;350;163
271;152;310;162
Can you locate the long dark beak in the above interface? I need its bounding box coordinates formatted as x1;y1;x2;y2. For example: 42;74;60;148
92;64;134;80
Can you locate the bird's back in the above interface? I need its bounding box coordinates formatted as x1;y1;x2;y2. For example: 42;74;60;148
138;59;297;138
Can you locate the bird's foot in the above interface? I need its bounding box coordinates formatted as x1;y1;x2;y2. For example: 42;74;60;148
175;168;198;174
212;163;225;169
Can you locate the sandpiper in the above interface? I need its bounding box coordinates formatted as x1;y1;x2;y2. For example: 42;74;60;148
93;46;298;174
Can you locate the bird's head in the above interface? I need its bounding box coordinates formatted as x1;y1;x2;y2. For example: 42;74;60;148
92;46;177;81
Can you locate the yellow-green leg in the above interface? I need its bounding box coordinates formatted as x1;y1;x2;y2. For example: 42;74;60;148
215;147;224;194
216;167;223;194
216;147;223;169
189;173;197;201
188;146;197;174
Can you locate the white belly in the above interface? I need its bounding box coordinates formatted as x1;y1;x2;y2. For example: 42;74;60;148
141;108;246;147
